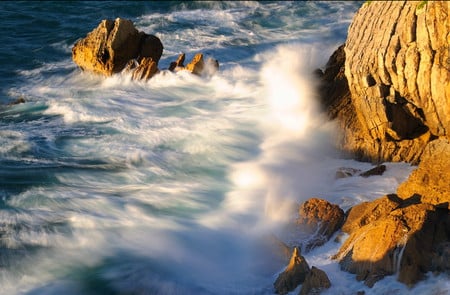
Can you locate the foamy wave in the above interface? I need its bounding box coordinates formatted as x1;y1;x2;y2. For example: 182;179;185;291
0;130;31;155
43;101;114;124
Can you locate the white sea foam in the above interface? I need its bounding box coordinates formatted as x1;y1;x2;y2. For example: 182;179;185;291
0;130;31;155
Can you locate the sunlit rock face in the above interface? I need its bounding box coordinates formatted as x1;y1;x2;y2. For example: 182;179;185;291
72;18;163;77
334;194;449;287
397;138;450;208
319;1;450;163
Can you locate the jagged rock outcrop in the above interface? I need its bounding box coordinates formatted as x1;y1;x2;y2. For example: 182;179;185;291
127;57;159;80
72;18;219;79
168;52;219;76
72;18;163;77
320;1;450;163
397;138;450;208
299;266;331;295
296;198;345;252
274;247;310;295
334;195;450;287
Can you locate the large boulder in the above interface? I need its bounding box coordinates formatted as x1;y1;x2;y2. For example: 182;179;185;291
296;198;345;252
397;138;450;208
72;18;163;77
274;247;310;295
320;1;450;163
334;197;449;287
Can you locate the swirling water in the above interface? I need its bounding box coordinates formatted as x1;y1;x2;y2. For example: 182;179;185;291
0;2;448;294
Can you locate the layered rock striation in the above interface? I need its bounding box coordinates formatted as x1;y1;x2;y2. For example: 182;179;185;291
319;1;450;163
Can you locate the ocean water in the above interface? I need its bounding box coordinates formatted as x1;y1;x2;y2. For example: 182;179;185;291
0;1;448;295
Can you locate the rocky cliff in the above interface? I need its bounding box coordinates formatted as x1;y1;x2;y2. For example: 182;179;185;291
309;1;450;289
320;1;450;163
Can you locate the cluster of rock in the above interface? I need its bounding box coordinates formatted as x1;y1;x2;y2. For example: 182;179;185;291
300;2;450;291
273;149;449;293
334;139;450;287
317;1;449;164
72;18;218;80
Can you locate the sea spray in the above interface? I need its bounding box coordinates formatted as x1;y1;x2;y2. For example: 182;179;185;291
222;43;338;231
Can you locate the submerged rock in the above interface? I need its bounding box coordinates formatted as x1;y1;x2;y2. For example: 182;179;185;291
8;97;26;106
360;164;386;178
274;247;310;295
299;266;331;295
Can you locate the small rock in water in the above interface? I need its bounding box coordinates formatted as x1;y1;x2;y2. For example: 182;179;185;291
169;53;219;77
8;97;26;105
359;164;386;177
335;167;361;179
273;247;310;295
